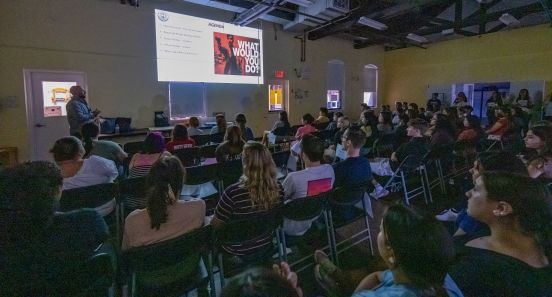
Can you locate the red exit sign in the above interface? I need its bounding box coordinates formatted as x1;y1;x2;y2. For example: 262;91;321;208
275;70;285;78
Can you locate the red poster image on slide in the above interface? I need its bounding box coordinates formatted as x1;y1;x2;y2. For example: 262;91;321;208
213;32;261;76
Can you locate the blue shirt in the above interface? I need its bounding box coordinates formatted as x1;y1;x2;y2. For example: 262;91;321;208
66;97;94;135
332;156;373;188
352;270;464;297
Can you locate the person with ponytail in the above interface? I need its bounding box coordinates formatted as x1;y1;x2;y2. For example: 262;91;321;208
313;204;462;297
122;156;205;250
212;141;283;256
216;125;246;162
80;122;127;165
450;171;552;296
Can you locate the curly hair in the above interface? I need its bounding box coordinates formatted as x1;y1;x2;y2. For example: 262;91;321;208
240;142;281;210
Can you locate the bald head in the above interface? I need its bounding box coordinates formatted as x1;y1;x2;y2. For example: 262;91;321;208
70;85;86;99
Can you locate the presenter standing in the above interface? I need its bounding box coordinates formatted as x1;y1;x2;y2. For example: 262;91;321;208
66;85;100;138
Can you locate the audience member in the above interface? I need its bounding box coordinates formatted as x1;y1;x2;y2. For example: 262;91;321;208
215;125;246;162
510;106;528;136
222;265;302;297
50;136;118;189
314;205;461;297
315;107;330;124
271;111;291;136
393;112;410;148
377;111;393;135
525;125;552;179
122;156;205;249
166;124;197;152
427;93;442;112
129;132;170;178
295;113;316;140
515;88;532;108
211;114;227;135
485;106;510;137
326;111;343;131
333;127;372;188
449;171;552;296
360;110;379;140
283;134;334;236
359;103;370;122
390;119;429;166
444;107;463;131
457;115;483;142
235;113;254;141
81;122;127;165
332;116;350;145
1;161;108;295
430;115;456;147
453;92;468;106
212;141;283;255
187;116;204;136
486;90;503;126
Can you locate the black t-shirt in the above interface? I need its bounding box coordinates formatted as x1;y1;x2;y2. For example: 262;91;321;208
332;156;373;188
394;137;429;168
449;246;552;297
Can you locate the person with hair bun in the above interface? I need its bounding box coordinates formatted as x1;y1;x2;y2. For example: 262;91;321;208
122;156;205;250
50;136;118;190
80;122;127;164
450;171;552;296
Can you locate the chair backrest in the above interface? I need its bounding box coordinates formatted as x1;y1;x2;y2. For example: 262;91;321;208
214;207;282;246
123;225;212;272
173;147;200;167
200;144;218;159
272;151;290;168
314;122;329;130
191;134;211;146
60;183;117;213
123;141;143;155
210;133;225;144
373;134;395;158
119;177;148;214
185;163;221;185
221;159;243;188
330;183;368;206
283;191;330;221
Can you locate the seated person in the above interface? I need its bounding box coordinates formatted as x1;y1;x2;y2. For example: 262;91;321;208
457;115;482;142
326;111;343;131
235;113;254;141
187;116;204;136
222;264;302;297
524;126;552;179
376;111;393;135
332;116;350;146
282;134;334;236
314;204;461;297
166;124;197;152
122;156;205;249
315;107;330;124
1;161;109;295
215;126;246;162
81;122;127;165
129;132;171;178
262;111;291;145
295;113;317;140
430;115;456;147
333;127;372;188
50;136;118;190
212;142;283;256
390;118;429;167
210;113;227;135
360;109;379;140
449;172;552;296
485;107;510;137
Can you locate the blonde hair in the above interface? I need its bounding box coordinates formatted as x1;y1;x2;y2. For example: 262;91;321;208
240;142;280;210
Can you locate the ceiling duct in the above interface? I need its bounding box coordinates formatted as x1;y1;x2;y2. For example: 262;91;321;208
284;0;349;31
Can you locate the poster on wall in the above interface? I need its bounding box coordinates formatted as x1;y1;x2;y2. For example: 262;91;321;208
41;81;77;117
268;84;283;111
213;32;261;76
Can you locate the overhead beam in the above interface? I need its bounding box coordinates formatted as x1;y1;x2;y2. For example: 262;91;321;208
307;19;357;40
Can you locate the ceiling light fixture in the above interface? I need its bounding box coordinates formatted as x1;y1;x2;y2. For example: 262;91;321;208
406;33;429;43
358;17;388;31
499;13;520;26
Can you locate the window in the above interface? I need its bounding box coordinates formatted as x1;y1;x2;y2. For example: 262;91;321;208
168;82;206;120
327;60;345;110
363;64;378;107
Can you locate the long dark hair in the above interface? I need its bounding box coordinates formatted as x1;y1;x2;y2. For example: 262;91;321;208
279;111;289;125
383;205;454;297
81;122;100;157
529;125;552;158
146;156;185;230
434;114;456;138
481;171;552;259
171;124;189;141
464;115;483;137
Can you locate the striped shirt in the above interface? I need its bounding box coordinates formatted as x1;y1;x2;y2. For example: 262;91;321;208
214;182;283;256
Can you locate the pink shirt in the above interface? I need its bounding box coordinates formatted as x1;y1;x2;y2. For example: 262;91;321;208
122;199;206;250
295;124;316;140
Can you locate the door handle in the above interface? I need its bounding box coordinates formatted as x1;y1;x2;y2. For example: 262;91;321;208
35;123;46;128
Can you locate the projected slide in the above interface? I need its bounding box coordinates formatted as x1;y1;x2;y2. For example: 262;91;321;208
155;9;263;84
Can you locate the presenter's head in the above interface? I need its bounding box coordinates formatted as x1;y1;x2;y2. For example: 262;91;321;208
70;85;86;99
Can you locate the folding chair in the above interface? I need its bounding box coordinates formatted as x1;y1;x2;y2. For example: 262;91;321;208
123;141;143;155
191;134;211;146
423;146;451;196
210;133;224;144
220;159;243;190
380;156;432;205
214;210;284;287
184;163;221;215
119;177;148;219
372;133;395;158
123;225;215;297
272;150;291;180
200;144;218;159
60;183;120;243
327;183;374;267
173;147;201;167
280;191;333;273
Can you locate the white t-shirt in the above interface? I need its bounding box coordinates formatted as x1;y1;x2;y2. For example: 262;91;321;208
282;164;335;236
63;155;118;190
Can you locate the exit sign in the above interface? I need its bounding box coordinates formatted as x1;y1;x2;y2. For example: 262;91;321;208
275;70;285;78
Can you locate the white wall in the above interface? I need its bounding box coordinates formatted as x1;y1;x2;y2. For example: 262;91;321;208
0;0;383;161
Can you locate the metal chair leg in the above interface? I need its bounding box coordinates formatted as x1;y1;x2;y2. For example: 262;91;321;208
218;253;225;289
361;198;374;255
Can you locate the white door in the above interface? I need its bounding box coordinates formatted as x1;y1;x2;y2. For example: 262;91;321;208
24;70;87;161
